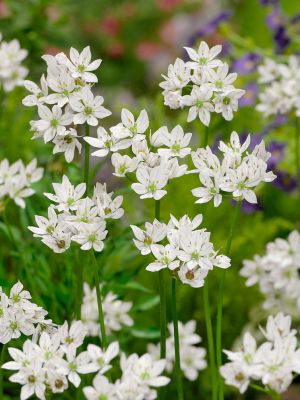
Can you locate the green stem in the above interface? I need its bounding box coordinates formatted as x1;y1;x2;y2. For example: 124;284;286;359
0;343;7;398
203;125;209;147
84;124;90;193
295;118;300;189
155;200;167;360
75;248;83;320
216;201;241;400
91;251;107;349
171;279;184;400
203;280;217;400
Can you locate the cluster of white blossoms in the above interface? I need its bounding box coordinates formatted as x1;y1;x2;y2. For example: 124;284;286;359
85;108;190;200
0;33;28;92
190;131;276;207
81;282;133;337
159;41;245;125
23;46;111;162
0;158;43;209
131;214;230;288
2;324;169;400
0;282;52;345
221;313;300;395
28;175;123;253
256;56;300;117
148;320;207;381
240;230;300;312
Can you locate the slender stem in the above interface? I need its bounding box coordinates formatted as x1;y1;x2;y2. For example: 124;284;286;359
3;208;17;249
91;251;107;349
171;279;184;400
155;200;167;360
203;125;209;147
216;201;241;400
84;124;90;193
203;280;217;400
295;118;300;190
75;248;83;320
0;343;7;398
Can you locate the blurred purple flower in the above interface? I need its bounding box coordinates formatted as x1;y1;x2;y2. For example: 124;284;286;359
239;82;258;107
232;199;262;214
274;26;290;52
261;114;287;136
266;141;285;169
260;0;279;5
272;169;297;192
192;11;232;38
266;9;285;31
232;53;261;74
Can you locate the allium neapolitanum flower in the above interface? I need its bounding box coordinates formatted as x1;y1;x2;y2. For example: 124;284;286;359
0;158;43;209
159;41;245;125
221;313;300;395
190;131;276;206
0;281;52;345
131;214;230;288
23;46;111;162
257;56;300;117
84;108;190;201
240;230;300;313
0;32;28;92
28;176;123;253
148;320;207;381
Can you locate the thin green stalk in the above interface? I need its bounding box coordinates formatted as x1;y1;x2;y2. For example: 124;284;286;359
216;201;241;400
155;200;167;360
203;125;209;147
171;279;184;400
75;248;83;320
0;343;7;398
91;251;107;349
203;280;217;400
84;124;90;192
295;118;300;189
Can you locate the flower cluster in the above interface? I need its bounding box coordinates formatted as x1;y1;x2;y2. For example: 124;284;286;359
23;46;111;162
85;108;189;200
256;56;300;117
0;33;28;92
190;131;276;206
240;230;300;312
28;175;123;253
159;41;245;125
131;214;230;288
221;313;300;395
148;320;207;380
2;323;170;400
0;281;52;345
0;158;43;209
81;282;133;337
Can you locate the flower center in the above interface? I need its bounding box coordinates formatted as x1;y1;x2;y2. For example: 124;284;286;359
55;379;64;389
28;375;36;383
222;97;231;105
51;119;59;127
84;106;93;115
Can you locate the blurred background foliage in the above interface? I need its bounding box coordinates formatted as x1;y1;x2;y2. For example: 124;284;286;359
1;0;300;398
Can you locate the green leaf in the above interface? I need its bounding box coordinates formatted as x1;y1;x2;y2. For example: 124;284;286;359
133;295;160;312
131;326;160;339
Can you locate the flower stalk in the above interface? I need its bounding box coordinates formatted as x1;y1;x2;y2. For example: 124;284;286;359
216;200;241;400
295;118;300;190
171;278;184;400
91;250;107;349
84;123;90;193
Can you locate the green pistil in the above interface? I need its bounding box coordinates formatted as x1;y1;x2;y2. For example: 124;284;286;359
65;336;74;344
98;395;108;400
143;235;152;246
89;234;97;243
84;106;93;115
12;294;21;303
64;135;73;144
77;64;85;72
67;197;74;206
235;372;245;382
222;97;231;105
97;357;105;366
10;321;18;330
50;119;59;127
185;270;194;280
199;57;207;65
191;251;199;260
196;100;204;108
171;143;181;153
141;371;150;380
69;362;77;371
215;80;223;89
161;256;170;265
55;379;64;389
28;375;36;383
57;240;66;249
147;183;157;193
118;164;127;174
46;225;54;234
104;207;112;215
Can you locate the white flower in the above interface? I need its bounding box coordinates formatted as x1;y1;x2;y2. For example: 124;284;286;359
58;320;87;350
213;89;245;121
53;128;82;162
220;362;251;394
110;109;149;144
178;265;208;288
57;46;101;83
44;175;86;212
83;374;117;400
70;86;111;126
93;183;124;220
131;219;169;255
156;125;192;158
208;63;237;92
56;346;90;388
85;341;119;374
84;127;122;158
72;221;107;252
111;153;138;177
103;292;133;334
30;105;73;143
184;41;223;75
182;84;214;125
192;173;222;207
23;76;48;107
131;165;168;200
146;244;180;272
159;57;191;92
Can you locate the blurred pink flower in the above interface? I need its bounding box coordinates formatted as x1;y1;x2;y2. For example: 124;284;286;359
0;0;10;17
156;0;183;11
135;41;160;61
99;16;120;36
106;42;124;58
